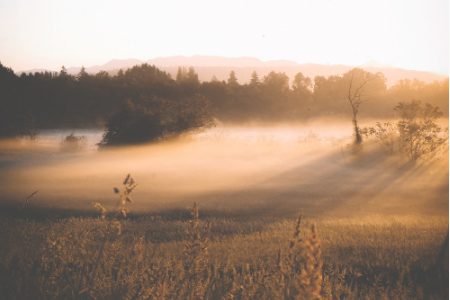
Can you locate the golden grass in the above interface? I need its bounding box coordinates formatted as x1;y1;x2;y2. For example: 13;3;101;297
0;204;447;299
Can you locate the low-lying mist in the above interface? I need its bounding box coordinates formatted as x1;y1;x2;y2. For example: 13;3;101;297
0;123;448;221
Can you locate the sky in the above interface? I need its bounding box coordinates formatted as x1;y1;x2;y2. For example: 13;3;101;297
0;0;448;75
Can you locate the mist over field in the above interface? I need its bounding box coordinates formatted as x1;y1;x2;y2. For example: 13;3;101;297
0;123;447;221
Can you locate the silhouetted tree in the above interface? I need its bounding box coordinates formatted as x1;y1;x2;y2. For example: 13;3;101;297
200;79;232;120
342;68;386;145
313;75;342;115
387;78;449;117
249;71;260;87
261;71;289;94
59;66;68;77
292;72;312;92
0;62;35;137
292;72;313;113
99;94;215;146
176;67;200;95
77;66;89;81
227;71;239;87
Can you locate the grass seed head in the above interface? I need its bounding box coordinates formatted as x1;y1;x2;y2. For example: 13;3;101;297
123;173;131;185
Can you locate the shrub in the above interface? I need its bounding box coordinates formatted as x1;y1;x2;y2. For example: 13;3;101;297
60;133;86;152
364;121;397;155
364;100;448;160
99;94;215;146
395;100;447;161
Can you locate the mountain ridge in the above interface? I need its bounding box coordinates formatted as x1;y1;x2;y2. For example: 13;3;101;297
17;55;448;88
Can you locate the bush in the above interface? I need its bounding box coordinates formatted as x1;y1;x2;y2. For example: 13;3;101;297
395;100;447;161
364;100;448;161
363;121;397;155
60;133;86;152
99;94;215;146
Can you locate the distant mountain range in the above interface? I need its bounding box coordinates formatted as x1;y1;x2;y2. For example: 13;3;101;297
19;55;448;87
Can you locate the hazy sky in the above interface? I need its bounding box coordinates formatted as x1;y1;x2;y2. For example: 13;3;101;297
0;0;448;75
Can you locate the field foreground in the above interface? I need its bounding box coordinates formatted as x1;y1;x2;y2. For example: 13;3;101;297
0;127;448;299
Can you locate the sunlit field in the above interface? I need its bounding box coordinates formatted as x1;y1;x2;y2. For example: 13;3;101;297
0;124;448;299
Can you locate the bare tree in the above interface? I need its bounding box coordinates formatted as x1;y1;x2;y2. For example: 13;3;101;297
344;69;384;145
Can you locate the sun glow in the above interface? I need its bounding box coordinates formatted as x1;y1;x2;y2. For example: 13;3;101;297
0;0;448;75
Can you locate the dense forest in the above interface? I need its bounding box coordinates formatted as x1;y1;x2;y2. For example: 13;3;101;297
0;62;448;140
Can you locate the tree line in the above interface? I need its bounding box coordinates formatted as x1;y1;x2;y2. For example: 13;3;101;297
0;61;448;141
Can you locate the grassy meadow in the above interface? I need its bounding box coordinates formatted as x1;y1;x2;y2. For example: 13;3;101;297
0;125;448;299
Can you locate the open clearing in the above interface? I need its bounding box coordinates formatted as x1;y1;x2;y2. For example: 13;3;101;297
0;125;447;221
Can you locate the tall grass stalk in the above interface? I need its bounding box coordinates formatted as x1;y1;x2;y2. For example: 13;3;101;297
83;174;137;298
